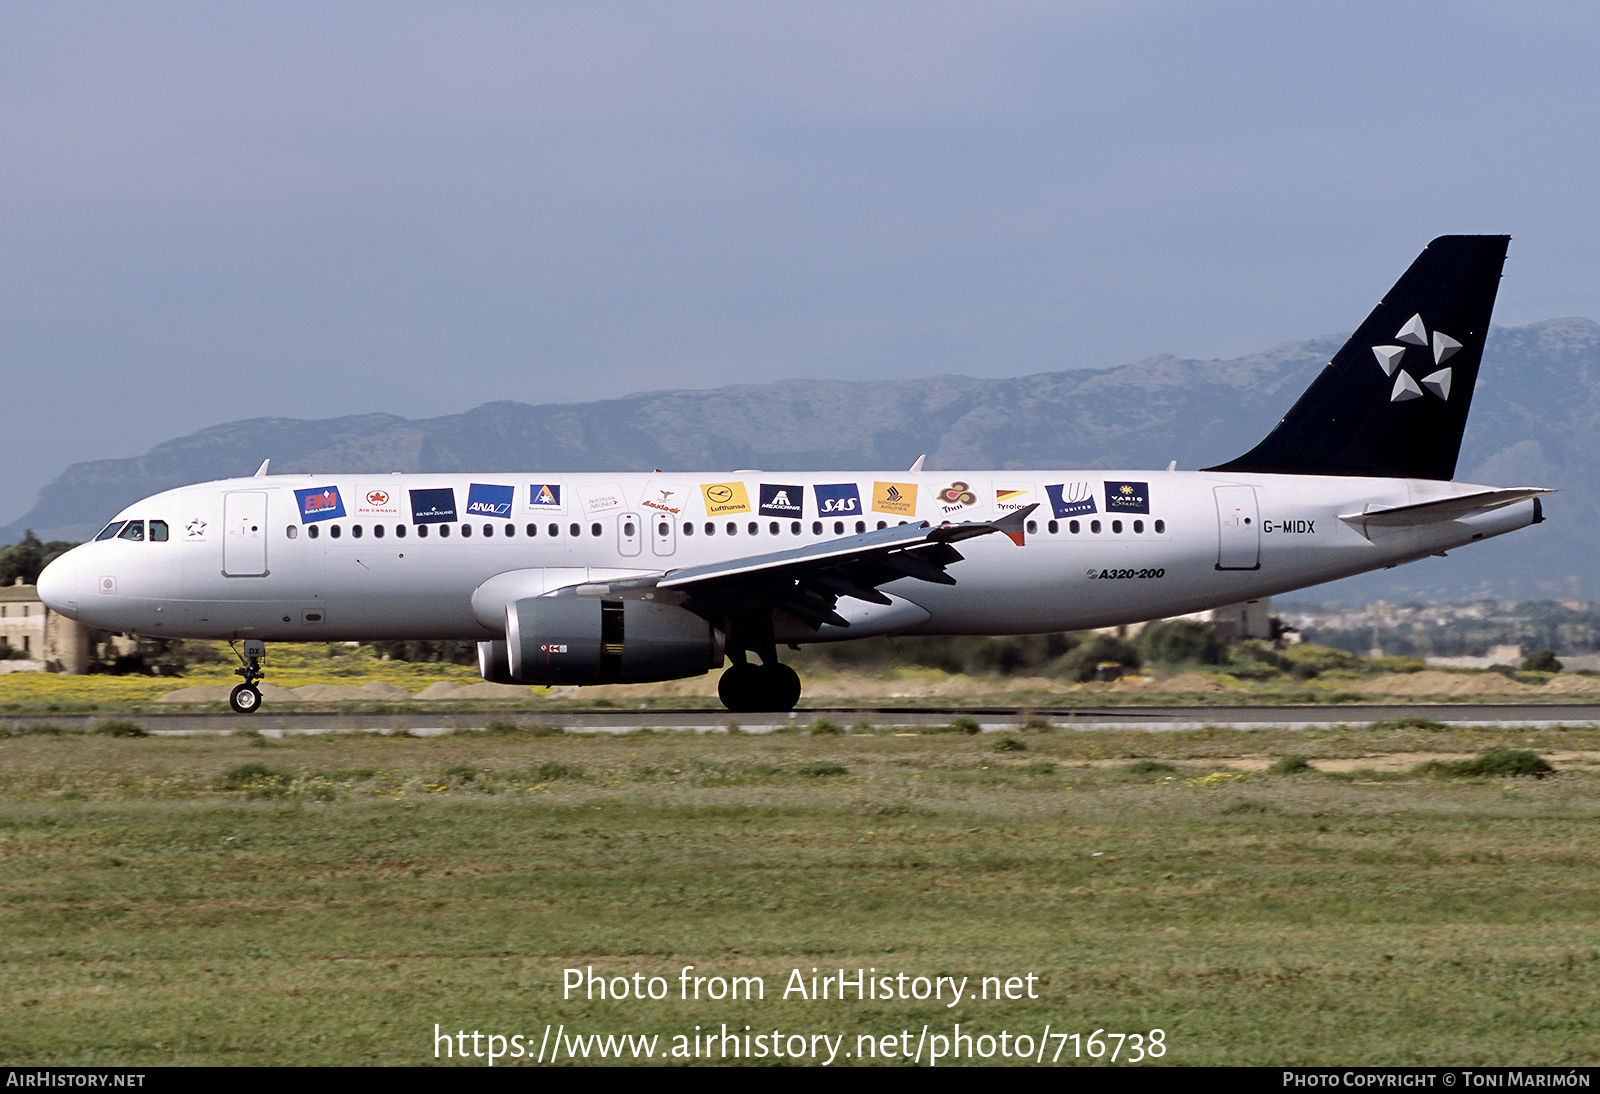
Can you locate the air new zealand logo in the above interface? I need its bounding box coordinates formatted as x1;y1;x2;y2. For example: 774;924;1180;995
1371;313;1460;403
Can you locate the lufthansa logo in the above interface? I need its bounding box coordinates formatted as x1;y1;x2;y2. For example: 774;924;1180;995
706;485;734;504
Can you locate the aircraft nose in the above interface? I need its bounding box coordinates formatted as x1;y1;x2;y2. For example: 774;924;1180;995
36;550;82;621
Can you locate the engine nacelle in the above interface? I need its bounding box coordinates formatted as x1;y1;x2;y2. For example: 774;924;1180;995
477;640;515;684
504;596;722;685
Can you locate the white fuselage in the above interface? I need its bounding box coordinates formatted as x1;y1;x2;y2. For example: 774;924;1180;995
38;470;1538;644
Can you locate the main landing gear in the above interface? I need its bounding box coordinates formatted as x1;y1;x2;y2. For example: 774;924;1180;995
717;657;802;713
229;639;267;714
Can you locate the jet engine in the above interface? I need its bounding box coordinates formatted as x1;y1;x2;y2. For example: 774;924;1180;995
502;596;722;685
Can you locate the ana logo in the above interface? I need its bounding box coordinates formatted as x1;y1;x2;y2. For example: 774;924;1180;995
872;481;918;516
465;483;515;518
1045;482;1097;518
294;486;346;523
1372;313;1458;403
814;483;861;516
759;483;804;518
700;482;751;515
528;484;562;509
936;480;977;513
1104;480;1150;514
366;490;389;507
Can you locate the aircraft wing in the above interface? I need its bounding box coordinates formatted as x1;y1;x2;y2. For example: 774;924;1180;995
577;505;1035;631
1338;488;1551;529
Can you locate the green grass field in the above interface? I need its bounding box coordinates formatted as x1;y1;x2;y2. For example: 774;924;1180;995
2;723;1597;1066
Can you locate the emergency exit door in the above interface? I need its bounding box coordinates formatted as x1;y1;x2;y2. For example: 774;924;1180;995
223;491;269;576
1214;485;1260;570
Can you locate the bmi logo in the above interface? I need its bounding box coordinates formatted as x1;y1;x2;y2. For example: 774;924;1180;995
1372;313;1458;403
294;486;346;523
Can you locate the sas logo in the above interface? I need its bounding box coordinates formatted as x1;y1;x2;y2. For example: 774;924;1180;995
527;484;563;510
936;480;978;514
701;482;751;516
409;487;457;524
1105;480;1150;514
994;484;1034;513
872;481;918;517
641;484;687;516
1044;482;1097;518
814;483;861;516
295;486;347;523
759;484;804;518
582;484;625;515
465;483;515;518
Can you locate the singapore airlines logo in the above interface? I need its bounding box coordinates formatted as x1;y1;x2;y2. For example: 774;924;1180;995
1372;313;1459;403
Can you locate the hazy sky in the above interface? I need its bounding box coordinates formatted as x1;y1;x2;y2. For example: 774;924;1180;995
4;1;1599;522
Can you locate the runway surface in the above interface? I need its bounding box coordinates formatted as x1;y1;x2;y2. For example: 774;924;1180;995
7;703;1600;736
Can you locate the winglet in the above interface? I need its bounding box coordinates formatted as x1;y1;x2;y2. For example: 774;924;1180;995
909;454;926;472
253;459;271;478
991;503;1038;546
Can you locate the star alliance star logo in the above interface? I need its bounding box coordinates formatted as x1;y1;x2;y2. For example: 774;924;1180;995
186;518;207;539
1372;313;1459;403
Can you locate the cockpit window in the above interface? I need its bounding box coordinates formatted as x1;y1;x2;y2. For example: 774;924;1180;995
116;521;146;541
95;522;126;541
150;520;169;542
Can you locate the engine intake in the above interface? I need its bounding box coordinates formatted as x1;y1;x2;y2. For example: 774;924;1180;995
504;597;722;685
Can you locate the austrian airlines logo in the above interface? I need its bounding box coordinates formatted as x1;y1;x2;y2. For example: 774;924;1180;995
1372;313;1459;403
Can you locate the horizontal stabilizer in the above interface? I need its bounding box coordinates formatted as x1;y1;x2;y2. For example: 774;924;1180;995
1339;488;1551;528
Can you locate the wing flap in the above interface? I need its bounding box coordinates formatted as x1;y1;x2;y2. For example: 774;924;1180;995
1339;488;1552;528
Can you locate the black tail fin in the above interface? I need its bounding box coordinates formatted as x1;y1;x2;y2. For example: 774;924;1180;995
1207;235;1509;480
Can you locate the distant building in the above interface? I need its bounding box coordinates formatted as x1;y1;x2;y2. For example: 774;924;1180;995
0;580;112;674
1095;598;1282;643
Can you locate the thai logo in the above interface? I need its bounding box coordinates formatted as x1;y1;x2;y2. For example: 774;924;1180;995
1372;313;1458;403
294;486;346;523
759;484;804;518
1045;482;1097;518
872;481;918;516
936;480;977;514
1104;480;1150;514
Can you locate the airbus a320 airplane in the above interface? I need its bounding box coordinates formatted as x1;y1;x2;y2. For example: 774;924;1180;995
38;236;1548;714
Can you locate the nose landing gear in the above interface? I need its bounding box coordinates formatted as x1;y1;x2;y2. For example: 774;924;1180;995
229;639;267;714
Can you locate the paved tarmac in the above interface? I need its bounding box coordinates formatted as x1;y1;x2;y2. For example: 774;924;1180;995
6;703;1600;736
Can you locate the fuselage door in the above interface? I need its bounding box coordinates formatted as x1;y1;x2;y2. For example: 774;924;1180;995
651;513;677;556
1214;485;1260;570
618;512;642;557
223;491;270;577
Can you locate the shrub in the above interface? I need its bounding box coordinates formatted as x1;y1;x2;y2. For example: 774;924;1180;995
1056;636;1141;682
949;717;981;735
93;720;148;738
1521;649;1563;673
1138;620;1226;666
807;719;842;736
990;736;1027;752
1126;760;1176;775
1415;750;1554;779
797;761;848;777
1267;755;1315;775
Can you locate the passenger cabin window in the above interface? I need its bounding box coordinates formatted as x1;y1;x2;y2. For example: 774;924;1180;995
96;522;126;541
1154;519;1165;534
461;524;472;538
150;520;169;541
439;524;450;538
527;524;538;537
590;523;601;537
1133;520;1144;534
352;525;364;539
1069;520;1080;534
117;521;145;541
548;523;558;538
395;524;406;538
1025;520;1037;534
286;525;298;539
569;523;580;538
416;525;428;538
1090;520;1101;534
309;525;320;539
373;525;385;539
1048;520;1059;534
1112;520;1122;534
330;525;342;539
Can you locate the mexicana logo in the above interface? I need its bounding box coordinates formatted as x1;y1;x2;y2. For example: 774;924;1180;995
759;484;804;518
814;483;861;516
1044;483;1096;518
1104;480;1150;514
465;483;514;518
294;486;346;523
409;487;457;524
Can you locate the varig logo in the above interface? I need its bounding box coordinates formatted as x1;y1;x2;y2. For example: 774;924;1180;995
1372;313;1459;403
1104;480;1150;514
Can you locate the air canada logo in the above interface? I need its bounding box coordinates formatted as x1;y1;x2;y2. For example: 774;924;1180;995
366;490;389;507
1372;313;1458;403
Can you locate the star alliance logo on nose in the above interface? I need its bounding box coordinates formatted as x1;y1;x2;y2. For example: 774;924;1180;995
1371;313;1459;403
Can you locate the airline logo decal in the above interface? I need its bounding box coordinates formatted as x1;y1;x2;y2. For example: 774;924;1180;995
701;482;751;516
465;483;515;519
935;480;978;515
872;481;918;517
185;518;208;540
354;488;400;516
1372;313;1459;403
994;484;1034;513
814;483;861;517
527;484;563;511
758;484;804;519
582;484;626;515
1105;480;1150;514
640;483;688;517
409;487;457;524
1044;482;1096;518
295;486;346;523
